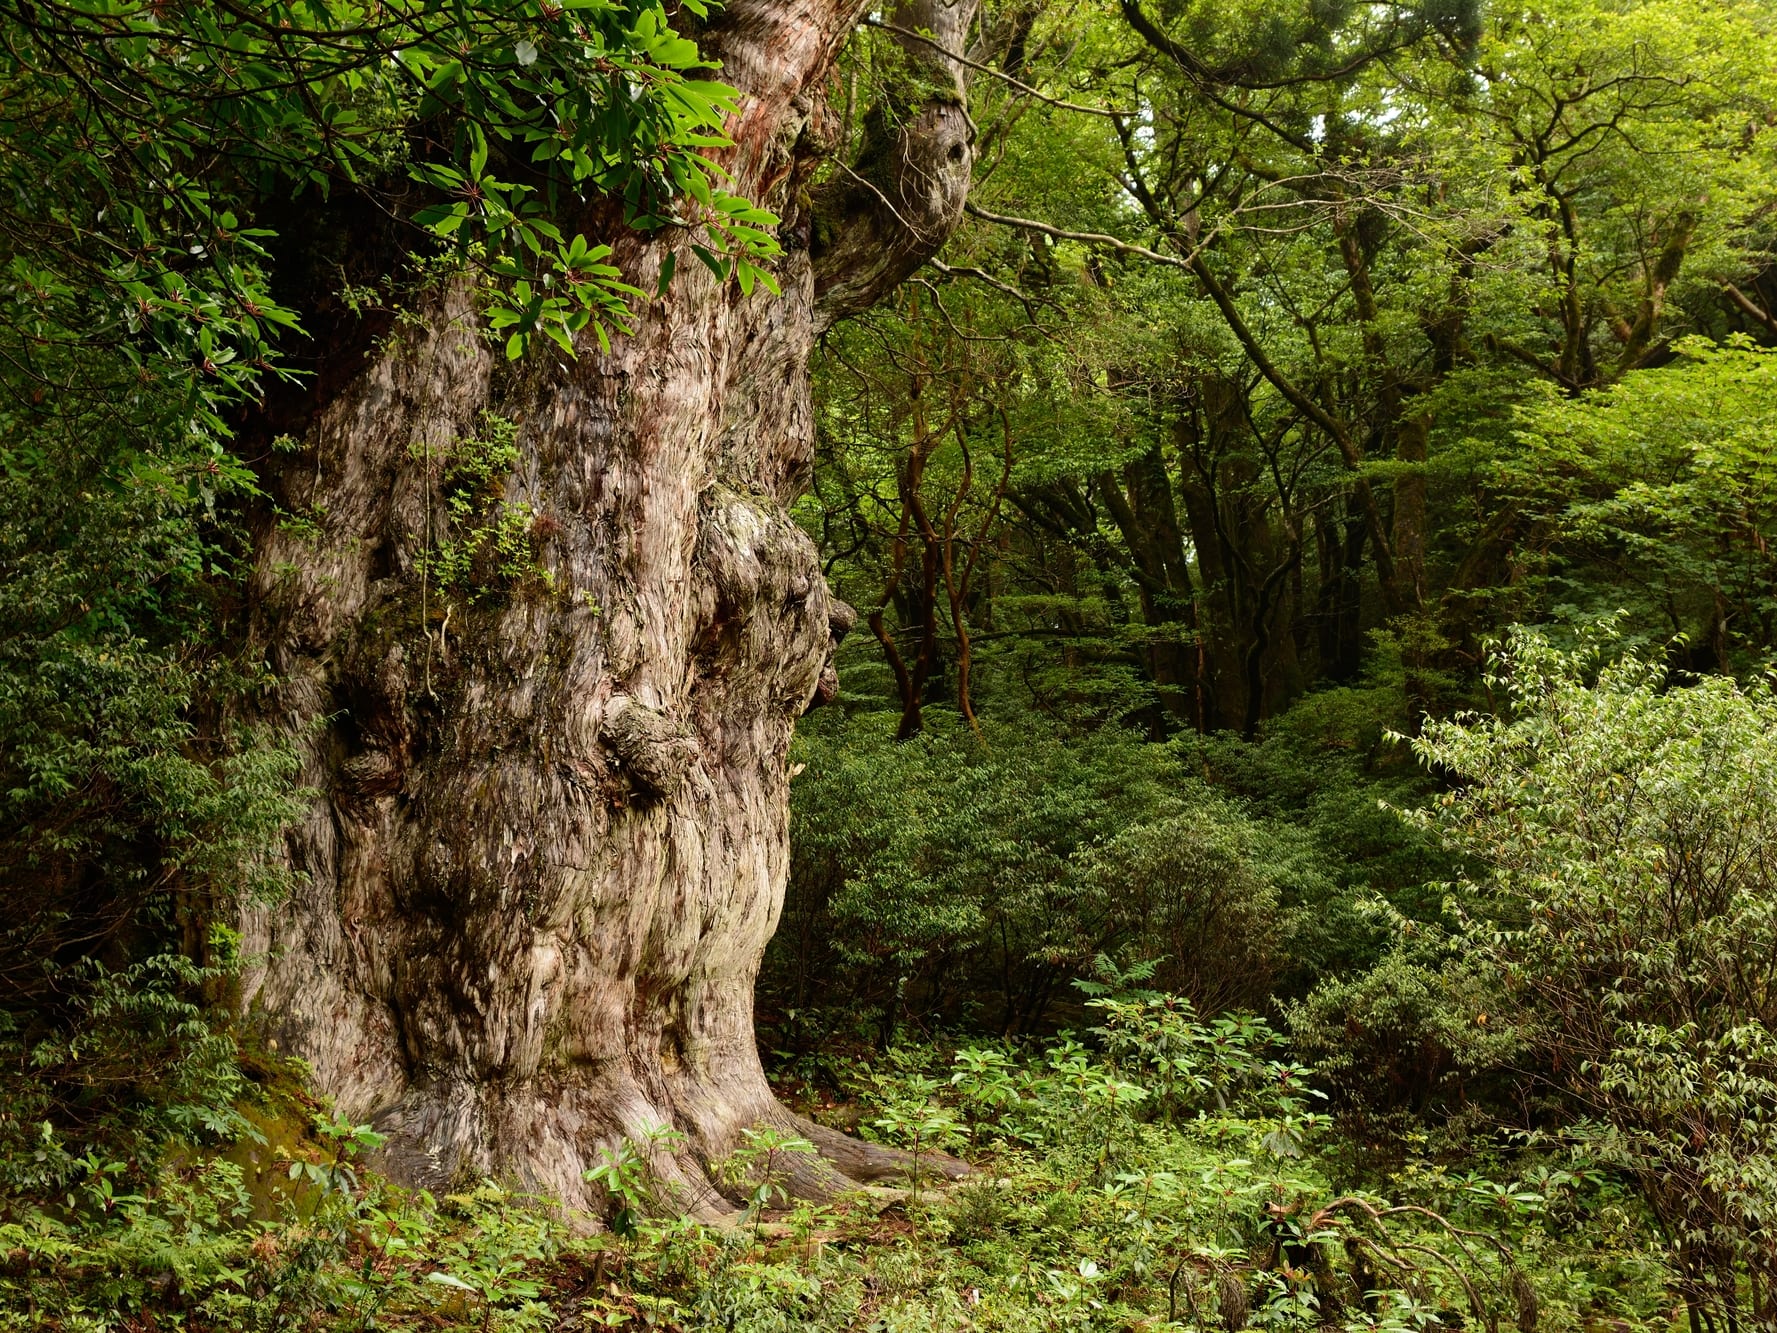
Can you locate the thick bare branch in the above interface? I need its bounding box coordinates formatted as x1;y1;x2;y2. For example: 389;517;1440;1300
812;0;983;330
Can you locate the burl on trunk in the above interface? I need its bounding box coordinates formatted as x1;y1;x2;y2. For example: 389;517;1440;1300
241;0;978;1214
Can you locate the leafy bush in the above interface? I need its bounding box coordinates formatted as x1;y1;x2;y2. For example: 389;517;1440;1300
1408;625;1777;1325
1288;924;1525;1148
0;355;303;1188
769;709;1314;1043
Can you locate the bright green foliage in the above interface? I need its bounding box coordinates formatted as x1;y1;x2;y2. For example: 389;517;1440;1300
0;391;297;913
1408;626;1777;1321
1498;339;1777;667
771;681;1456;1051
794;10;1777;1305
5;0;1777;1322
0;1095;570;1330
0;0;777;381
0;341;303;1182
813;0;1777;740
783;0;1777;1313
0;952;260;1202
417;411;553;599
1288;924;1525;1145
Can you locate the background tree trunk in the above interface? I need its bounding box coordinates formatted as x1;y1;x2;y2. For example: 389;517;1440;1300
241;0;976;1216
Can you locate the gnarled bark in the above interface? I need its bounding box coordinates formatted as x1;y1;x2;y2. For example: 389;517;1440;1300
241;0;974;1217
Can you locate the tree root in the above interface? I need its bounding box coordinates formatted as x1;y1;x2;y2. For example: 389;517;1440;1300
364;1074;969;1229
783;1111;971;1190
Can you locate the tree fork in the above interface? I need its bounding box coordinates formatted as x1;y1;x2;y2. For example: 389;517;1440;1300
241;0;976;1216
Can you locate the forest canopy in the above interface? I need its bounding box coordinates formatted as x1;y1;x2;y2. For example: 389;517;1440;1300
3;0;1777;1330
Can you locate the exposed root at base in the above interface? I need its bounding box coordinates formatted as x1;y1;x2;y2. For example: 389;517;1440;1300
785;1112;971;1190
667;1105;972;1223
363;1080;970;1229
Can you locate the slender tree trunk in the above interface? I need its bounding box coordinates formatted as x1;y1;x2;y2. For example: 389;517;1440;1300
241;0;977;1216
1097;446;1198;731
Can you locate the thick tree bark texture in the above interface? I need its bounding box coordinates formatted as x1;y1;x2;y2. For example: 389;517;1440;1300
241;0;974;1216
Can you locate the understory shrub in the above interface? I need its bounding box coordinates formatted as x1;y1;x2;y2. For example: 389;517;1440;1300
769;709;1326;1043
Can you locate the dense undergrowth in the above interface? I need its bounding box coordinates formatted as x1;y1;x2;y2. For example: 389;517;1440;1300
6;629;1771;1332
0;978;1670;1333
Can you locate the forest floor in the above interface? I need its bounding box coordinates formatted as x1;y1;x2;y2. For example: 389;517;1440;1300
1;1006;1675;1332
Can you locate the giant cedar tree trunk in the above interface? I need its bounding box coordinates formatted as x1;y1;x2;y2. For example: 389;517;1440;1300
241;0;977;1216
